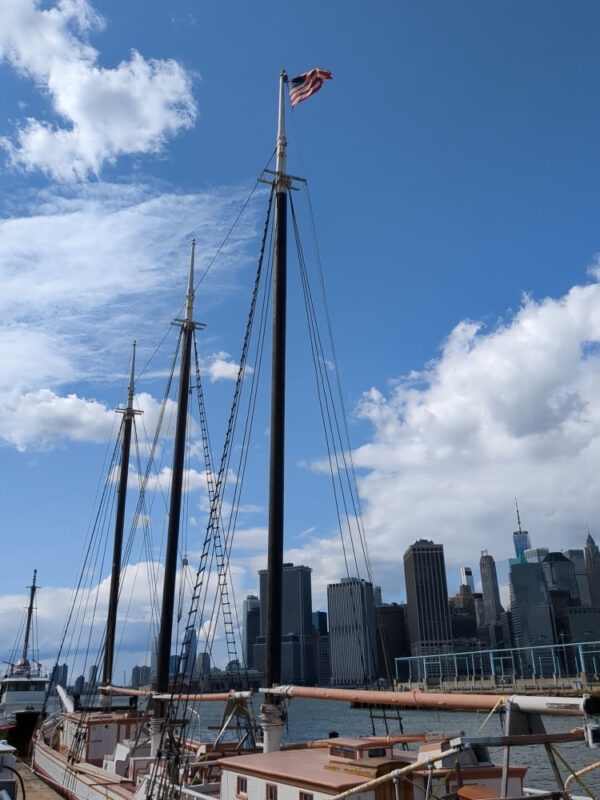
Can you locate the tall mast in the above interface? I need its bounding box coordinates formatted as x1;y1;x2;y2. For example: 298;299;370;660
155;241;205;703
21;569;38;665
265;70;289;691
102;343;140;694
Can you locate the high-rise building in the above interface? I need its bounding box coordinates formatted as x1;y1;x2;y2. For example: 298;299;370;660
376;603;410;682
403;540;453;657
460;567;475;593
258;563;315;684
509;561;555;649
327;577;377;686
88;664;98;691
311;611;330;686
130;665;151;688
585;534;600;607
524;547;549;564
563;549;592;607
179;627;197;682
243;594;260;669
513;530;531;562
541;553;580;604
480;551;503;626
195;651;211;679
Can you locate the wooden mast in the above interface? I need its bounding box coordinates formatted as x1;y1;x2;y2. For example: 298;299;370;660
265;70;289;692
20;570;38;668
101;343;140;697
155;241;205;712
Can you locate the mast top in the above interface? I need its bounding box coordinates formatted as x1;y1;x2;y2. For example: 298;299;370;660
275;72;287;185
185;239;196;323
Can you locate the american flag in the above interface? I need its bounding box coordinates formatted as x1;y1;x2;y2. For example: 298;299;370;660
288;68;333;108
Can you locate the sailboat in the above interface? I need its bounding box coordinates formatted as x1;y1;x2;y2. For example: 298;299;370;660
0;570;49;755
32;70;600;800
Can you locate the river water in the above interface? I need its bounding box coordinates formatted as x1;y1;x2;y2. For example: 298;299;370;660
186;696;600;796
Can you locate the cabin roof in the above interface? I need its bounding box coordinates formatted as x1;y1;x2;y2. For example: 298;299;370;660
219;747;376;791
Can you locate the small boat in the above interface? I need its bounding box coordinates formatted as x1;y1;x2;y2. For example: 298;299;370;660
32;70;600;800
1;570;48;755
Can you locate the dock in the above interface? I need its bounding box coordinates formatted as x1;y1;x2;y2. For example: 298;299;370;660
15;760;62;800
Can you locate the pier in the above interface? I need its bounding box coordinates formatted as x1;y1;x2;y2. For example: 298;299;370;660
15;760;62;800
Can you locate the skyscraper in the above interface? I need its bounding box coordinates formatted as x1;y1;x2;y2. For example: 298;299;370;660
524;547;549;564
563;549;592;607
585;533;600;608
179;627;197;682
509;561;555;649
327;577;376;685
460;566;475;593
403;539;453;656
480;551;503;625
258;563;315;684
243;594;260;669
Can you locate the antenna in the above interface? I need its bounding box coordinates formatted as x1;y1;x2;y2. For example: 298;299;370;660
515;497;523;533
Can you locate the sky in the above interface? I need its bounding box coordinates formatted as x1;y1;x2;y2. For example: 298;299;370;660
2;0;600;677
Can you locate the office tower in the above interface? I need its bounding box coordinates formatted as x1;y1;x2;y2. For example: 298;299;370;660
460;567;475;593
509;561;555;648
328;577;376;686
130;664;151;688
541;553;580;604
179;627;197;681
449;590;478;650
585;534;600;608
312;611;328;636
375;603;410;682
311;611;330;685
403;540;453;657
480;551;503;625
88;664;98;691
74;674;85;696
563;549;592;607
243;594;260;669
259;563;315;684
195;651;211;679
525;547;549;564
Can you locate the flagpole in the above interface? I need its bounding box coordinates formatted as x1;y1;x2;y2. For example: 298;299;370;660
262;68;289;754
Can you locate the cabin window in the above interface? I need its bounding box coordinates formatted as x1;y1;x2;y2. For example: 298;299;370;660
300;793;313;800
266;784;277;800
330;746;358;760
236;777;248;798
367;748;386;758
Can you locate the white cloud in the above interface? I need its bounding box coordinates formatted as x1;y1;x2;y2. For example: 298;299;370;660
351;272;600;592
0;182;259;450
206;352;243;382
0;0;196;179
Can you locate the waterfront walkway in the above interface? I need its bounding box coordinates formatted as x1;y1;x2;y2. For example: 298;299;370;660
16;759;62;800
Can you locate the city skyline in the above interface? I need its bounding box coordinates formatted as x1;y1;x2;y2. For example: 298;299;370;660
2;3;600;677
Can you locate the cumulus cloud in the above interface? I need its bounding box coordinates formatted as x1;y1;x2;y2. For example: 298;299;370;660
0;0;196;179
346;273;600;592
0;182;259;451
206;352;243;382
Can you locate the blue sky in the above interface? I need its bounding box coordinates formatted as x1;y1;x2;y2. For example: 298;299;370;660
2;0;600;674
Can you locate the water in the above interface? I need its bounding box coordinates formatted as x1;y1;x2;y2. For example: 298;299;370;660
186;696;600;795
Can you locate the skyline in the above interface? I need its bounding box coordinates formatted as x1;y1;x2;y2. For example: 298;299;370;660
2;1;600;673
